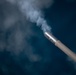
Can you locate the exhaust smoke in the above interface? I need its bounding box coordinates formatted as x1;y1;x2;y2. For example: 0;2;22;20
18;0;52;32
6;0;53;32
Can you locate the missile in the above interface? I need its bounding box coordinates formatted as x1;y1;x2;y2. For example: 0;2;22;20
44;31;76;62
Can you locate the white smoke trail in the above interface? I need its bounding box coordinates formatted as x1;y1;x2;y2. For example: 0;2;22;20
18;0;51;32
7;0;53;32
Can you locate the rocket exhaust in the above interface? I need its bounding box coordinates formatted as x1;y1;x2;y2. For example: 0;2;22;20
44;32;76;62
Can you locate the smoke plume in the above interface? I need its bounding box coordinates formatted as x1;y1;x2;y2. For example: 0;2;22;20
0;0;54;62
7;0;53;32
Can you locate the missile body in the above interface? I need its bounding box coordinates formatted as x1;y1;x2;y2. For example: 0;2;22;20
44;32;76;62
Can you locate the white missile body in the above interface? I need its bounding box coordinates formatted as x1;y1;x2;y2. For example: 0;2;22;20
44;32;76;62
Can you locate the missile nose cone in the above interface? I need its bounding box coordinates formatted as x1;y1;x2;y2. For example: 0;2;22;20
44;32;57;44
